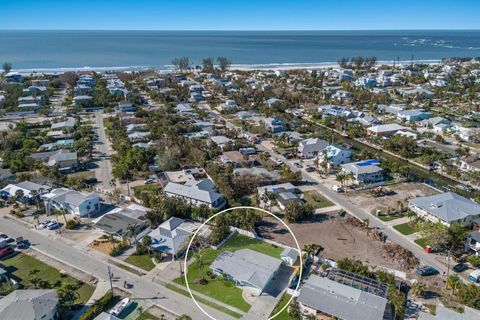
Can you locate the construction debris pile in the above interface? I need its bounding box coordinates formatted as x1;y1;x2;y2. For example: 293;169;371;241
382;243;419;270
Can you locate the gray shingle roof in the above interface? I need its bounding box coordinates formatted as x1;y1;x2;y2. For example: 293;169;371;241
211;249;282;291
408;192;480;223
297;275;387;320
0;289;58;320
163;179;222;205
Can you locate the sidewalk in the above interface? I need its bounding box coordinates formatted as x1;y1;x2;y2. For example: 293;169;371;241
71;280;110;320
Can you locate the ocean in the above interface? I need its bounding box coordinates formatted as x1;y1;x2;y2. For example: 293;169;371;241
1;30;480;71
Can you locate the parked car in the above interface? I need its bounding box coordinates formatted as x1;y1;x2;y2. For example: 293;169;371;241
332;185;343;192
453;263;468;273
294;162;302;168
0;233;13;243
39;220;52;228
305;166;315;172
144;178;155;184
416;266;439;276
46;222;60;230
0;246;14;259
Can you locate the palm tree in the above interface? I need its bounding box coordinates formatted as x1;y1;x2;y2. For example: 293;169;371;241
15;189;26;209
336;173;346;189
60;207;69;225
410;282;426;297
447;274;461;294
127;224;138;245
195;252;206;281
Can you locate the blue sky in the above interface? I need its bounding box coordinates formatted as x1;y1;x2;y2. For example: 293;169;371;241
0;0;479;30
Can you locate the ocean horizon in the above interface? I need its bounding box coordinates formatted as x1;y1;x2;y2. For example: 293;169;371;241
1;30;480;71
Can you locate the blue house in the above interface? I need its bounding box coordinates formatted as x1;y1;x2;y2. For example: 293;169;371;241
397;109;432;122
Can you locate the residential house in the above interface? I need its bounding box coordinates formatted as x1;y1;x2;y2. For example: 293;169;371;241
0;168;16;183
322;145;352;166
23;86;47;95
263;118;287;133
148;217;203;257
408;192;480;227
210;136;232;150
234;167;281;183
465;231;480;256
265;98;284;107
297;138;328;159
175;103;194;114
459;156;480;173
73;95;93;107
30;149;79;172
220;151;257;167
0;289;58;320
43;188;100;217
297;272;388;320
420;117;451;133
0;181;49;200
397;109;432;122
50;118;76;131
163;179;226;210
318;105;352;118
211;249;282;295
367;124;409;137
117;102;136;113
341;159;385;185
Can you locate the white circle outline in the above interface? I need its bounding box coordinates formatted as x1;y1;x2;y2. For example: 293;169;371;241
183;206;303;320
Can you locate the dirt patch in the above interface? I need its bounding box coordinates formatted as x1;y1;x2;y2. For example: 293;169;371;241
257;211;409;271
89;238;119;255
342;182;439;215
144;305;177;320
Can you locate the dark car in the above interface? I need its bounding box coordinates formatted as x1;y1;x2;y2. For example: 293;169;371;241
0;246;14;259
453;263;468;273
416;266;439;276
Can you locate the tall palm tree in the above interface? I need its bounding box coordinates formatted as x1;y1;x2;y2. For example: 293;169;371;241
195;252;206;281
126;224;138;245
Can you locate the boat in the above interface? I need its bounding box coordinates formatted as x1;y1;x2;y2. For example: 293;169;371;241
109;297;130;316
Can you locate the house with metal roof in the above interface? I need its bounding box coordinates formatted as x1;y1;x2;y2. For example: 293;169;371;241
148;217;203;257
1;181;50;199
408;192;480;227
367;124;409;137
0;289;58;320
297;274;388;320
298;138;328;159
30;149;79;172
50;118;76;130
210;249;282;295
280;248;298;266
341;159;385;185
163;179;226;210
43;188;100;217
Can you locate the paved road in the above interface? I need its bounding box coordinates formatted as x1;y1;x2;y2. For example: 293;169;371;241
204;103;456;278
0;217;235;320
92;111;114;191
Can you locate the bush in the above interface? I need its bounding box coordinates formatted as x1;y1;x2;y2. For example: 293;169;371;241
467;255;480;268
109;241;128;257
65;219;79;230
79;292;114;320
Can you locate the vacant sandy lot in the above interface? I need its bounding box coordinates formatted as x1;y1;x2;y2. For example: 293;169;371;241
256;211;408;271
342;182;439;215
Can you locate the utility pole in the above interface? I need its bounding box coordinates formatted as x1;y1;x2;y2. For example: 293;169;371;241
445;249;451;288
107;266;114;294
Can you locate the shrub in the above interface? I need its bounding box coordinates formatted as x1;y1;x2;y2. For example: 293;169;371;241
109;241;128;257
65;219;79;230
79;292;114;320
467;255;480;268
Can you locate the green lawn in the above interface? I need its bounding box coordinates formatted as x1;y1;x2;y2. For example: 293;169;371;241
377;214;402;222
393;223;416;235
173;234;284;313
166;284;242;319
132;184;160;198
415;238;429;249
138;311;161;320
125;254;155;271
270;293;296;320
2;253;95;305
302;190;334;208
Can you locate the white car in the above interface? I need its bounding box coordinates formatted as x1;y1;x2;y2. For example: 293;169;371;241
46;222;60;230
332;185;343;192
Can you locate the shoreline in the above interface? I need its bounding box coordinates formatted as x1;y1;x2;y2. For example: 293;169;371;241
10;59;443;74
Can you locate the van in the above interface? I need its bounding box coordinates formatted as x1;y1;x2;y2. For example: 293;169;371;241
468;269;480;283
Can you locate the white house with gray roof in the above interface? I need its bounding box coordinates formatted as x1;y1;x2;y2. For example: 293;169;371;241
163;179;226;210
341;159;385;185
210;249;282;295
0;289;58;320
297;275;388;320
298;138;329;159
43;188;100;217
408;192;480;227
